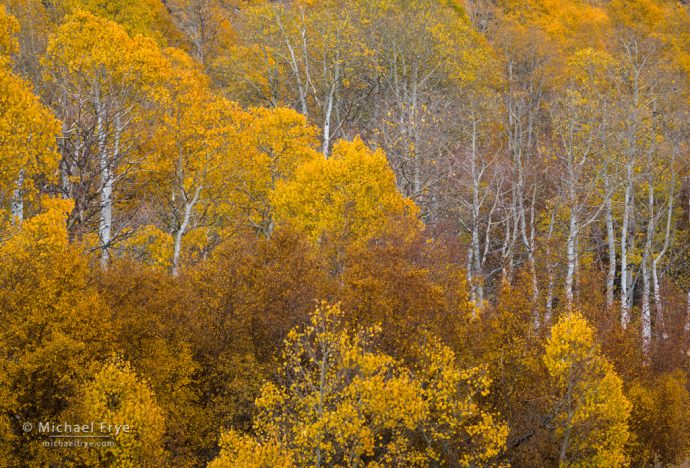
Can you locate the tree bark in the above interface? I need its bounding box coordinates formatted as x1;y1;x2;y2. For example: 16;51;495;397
620;165;633;328
652;161;675;341
604;173;616;310
172;187;201;277
96;93;112;269
10;169;25;222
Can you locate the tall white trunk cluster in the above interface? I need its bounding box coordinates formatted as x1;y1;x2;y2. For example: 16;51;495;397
502;57;542;320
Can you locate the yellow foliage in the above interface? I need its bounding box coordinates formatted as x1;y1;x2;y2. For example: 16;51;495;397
61;0;174;42
43;11;170;102
0;4;18;64
416;336;509;465
566;47;617;90
144;48;242;268
0;46;60;219
608;0;665;34
210;430;293;468
0;198;110;465
74;357;167;467
209;303;507;466
499;0;611;51
121;224;173;268
271;137;419;246
545;313;631;467
427;2;501;87
232;106;320;233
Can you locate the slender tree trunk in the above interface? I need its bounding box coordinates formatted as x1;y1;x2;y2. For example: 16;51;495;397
60;156;71;199
652;206;672;340
503;61;520;287
502;199;516;285
278;11;308;116
544;208;557;327
172;189;200;277
411;75;421;199
99;162;113;268
652;165;675;341
641;163;655;353
641;256;652;353
565;211;578;309
528;187;539;310
322;81;336;156
652;256;665;340
472;226;483;307
620;165;633;328
467;246;475;305
96;94;112;269
58;100;72;199
10;169;25;222
621;64;641;328
564;145;578;310
604;174;616;310
470;117;484;307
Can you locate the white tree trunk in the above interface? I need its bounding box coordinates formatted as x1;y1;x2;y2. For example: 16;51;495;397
621;63;641;328
172;213;189;278
501;197;516;286
641;155;655;353
470;118;484;308
322;81;335;156
604;174;616;310
652;170;675;341
276;10;308;116
466;246;475;306
565;210;578;309
564;143;578;310
99;161;113;268
528;187;539;309
641;257;652;353
10;169;25;222
620;167;632;328
96;95;112;269
652;257;665;340
172;195;198;276
544;208;557;327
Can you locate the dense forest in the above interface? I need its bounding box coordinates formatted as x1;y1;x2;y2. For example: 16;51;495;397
1;0;690;466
